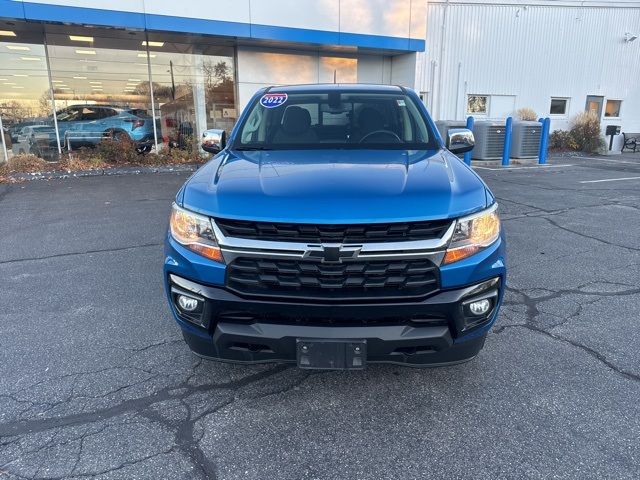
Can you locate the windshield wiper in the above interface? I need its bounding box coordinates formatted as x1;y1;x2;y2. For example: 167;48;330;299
234;146;273;151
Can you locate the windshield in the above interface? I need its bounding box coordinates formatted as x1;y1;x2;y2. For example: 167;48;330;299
233;90;438;150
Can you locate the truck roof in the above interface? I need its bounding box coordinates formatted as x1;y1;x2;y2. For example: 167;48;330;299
266;83;405;94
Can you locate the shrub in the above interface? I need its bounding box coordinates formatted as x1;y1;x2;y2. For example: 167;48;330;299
0;154;50;174
516;107;538;121
92;137;139;164
153;136;206;165
59;153;108;171
1;137;207;182
569;112;605;153
549;130;579;151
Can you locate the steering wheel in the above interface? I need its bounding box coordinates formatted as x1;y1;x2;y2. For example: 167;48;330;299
359;130;402;143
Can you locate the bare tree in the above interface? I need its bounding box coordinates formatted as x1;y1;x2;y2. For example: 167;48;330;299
0;100;33;121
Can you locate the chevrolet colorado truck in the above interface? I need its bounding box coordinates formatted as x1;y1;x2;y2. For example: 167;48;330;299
164;84;505;369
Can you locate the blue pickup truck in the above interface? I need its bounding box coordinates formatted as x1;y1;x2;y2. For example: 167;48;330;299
164;84;505;369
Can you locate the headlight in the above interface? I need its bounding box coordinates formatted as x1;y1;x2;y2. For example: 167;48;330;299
169;203;224;263
443;204;500;265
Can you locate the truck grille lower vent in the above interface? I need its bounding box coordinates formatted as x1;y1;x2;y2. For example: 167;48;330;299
226;257;440;301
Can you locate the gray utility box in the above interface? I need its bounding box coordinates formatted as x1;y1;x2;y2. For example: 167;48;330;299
510;121;542;158
472;120;506;160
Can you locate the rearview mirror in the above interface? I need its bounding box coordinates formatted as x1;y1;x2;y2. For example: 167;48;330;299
447;128;474;154
201;129;226;154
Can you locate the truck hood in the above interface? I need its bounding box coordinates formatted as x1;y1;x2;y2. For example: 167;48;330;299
181;149;489;223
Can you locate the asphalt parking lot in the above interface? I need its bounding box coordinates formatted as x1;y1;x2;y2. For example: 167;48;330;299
1;154;639;479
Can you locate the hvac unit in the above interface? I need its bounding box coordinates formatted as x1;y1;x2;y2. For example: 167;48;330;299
471;121;505;160
510;121;542;158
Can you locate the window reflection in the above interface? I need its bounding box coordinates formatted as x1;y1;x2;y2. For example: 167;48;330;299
145;38;236;149
0;26;57;161
46;31;155;151
319;57;357;83
604;100;621;118
1;26;238;159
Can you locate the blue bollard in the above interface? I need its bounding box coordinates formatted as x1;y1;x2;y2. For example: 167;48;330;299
538;117;551;164
502;117;513;166
464;116;474;166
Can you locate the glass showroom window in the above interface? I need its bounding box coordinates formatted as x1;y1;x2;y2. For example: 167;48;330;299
550;98;569;115
45;28;155;152
0;24;57;162
467;95;488;115
604;100;621;118
144;34;237;150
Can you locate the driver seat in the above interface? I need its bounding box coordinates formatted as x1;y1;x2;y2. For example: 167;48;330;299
353;107;385;142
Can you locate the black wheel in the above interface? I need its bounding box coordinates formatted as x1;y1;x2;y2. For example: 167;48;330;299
135;144;152;154
111;130;130;143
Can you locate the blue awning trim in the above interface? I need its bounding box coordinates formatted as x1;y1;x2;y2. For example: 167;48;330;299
0;1;426;52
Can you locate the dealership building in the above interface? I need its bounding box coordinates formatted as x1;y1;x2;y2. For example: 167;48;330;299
0;0;425;161
1;0;640;160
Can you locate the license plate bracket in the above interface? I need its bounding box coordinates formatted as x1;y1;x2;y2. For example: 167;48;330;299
296;339;367;370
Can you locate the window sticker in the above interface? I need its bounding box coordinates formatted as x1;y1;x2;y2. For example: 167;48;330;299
396;99;406;107
260;93;288;108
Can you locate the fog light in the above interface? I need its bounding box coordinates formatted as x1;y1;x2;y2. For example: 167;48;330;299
469;299;491;316
177;295;199;312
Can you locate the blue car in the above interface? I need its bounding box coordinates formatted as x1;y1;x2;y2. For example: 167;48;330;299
164;84;506;369
59;105;155;151
10;105;155;152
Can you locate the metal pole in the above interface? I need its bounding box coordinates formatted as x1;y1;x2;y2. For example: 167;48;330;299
464;115;474;166
502;116;512;166
538;117;551;164
44;38;62;158
169;60;176;100
145;32;159;152
0;114;8;163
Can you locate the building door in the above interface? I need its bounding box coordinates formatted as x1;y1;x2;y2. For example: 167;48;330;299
585;95;604;118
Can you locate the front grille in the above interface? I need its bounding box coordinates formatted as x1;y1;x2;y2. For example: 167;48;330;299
226;257;440;301
215;218;452;243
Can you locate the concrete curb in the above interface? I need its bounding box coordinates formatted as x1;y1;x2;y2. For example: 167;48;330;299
6;163;201;182
468;152;600;167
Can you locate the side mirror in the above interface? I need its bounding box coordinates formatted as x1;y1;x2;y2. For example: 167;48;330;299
447;128;475;154
201;129;226;154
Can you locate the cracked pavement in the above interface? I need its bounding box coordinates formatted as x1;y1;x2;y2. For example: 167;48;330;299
1;155;639;479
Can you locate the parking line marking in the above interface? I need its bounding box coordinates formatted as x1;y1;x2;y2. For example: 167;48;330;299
576;156;640;165
580;176;640;184
473;164;573;171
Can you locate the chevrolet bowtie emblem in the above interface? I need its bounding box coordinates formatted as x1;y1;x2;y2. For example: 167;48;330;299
304;244;362;263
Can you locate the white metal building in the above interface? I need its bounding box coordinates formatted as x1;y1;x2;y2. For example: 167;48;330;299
418;0;640;151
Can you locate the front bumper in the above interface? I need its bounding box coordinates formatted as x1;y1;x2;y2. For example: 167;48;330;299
165;271;504;367
164;231;506;367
